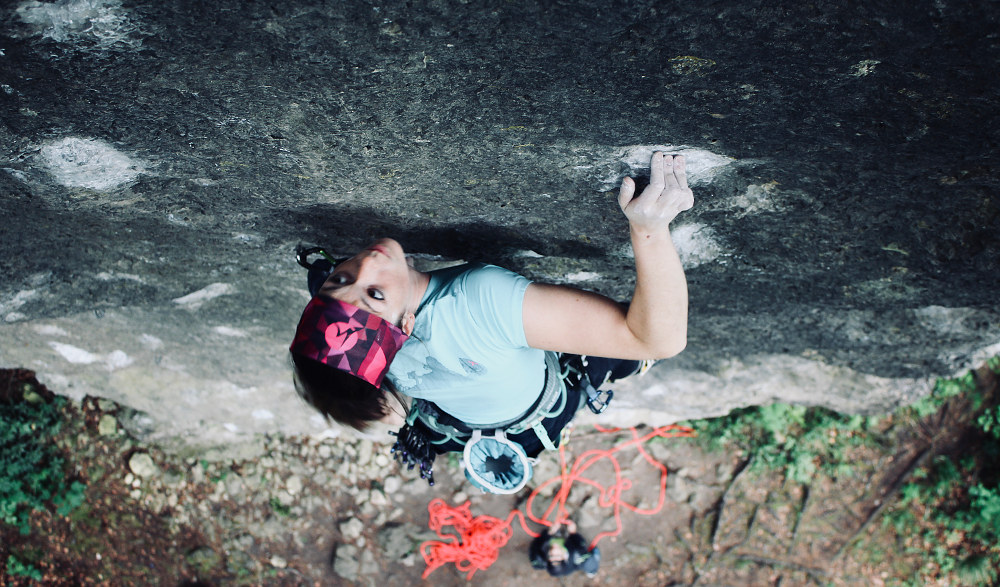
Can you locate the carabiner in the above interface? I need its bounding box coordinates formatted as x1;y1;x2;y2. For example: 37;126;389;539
296;247;341;271
586;389;614;414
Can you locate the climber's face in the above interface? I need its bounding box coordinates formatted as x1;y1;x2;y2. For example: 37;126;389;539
318;238;415;330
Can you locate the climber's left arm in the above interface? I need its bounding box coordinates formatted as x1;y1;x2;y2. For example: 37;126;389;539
523;152;692;360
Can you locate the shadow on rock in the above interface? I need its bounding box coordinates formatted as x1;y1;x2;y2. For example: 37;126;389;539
284;204;607;263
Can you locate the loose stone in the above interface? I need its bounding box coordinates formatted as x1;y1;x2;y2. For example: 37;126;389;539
128;452;158;478
340;517;364;541
98;414;118;436
357;442;373;466
383;476;402;494
333;544;360;581
286;475;303;495
359;549;378;575
369;489;389;507
277;491;295;506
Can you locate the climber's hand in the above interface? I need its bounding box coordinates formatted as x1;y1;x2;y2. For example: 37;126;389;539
618;152;693;234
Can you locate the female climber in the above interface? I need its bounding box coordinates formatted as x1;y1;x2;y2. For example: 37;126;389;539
289;152;693;489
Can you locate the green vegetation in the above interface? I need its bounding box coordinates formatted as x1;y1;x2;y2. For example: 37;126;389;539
686;402;883;484
884;358;1000;586
689;356;1000;585
269;497;292;517
1;378;85;535
5;554;42;581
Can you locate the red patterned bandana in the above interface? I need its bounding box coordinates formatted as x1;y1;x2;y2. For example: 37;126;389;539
290;297;409;388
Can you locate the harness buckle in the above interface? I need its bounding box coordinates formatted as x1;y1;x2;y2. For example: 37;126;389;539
586;389;613;414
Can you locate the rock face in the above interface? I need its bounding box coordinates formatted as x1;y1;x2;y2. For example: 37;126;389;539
1;0;997;455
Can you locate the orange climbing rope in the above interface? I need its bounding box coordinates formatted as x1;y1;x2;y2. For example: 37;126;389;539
420;424;696;579
419;499;519;579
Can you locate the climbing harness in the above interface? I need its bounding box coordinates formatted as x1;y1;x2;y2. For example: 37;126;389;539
392;351;573;494
392;352;644;493
559;354;614;414
419;423;697;580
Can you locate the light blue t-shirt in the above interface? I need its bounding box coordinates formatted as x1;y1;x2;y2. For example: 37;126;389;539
386;264;545;425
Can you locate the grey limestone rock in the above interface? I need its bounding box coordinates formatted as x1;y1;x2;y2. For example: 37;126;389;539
332;543;360;581
0;0;997;459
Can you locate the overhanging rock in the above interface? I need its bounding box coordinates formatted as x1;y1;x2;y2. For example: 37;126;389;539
1;0;997;456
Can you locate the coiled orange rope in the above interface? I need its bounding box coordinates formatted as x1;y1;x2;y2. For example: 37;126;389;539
419;499;518;579
420;424;695;579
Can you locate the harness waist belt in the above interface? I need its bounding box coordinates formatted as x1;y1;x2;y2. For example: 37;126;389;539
410;351;565;448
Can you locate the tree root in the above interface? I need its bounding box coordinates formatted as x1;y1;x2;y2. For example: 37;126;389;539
832;446;932;561
727;552;831;585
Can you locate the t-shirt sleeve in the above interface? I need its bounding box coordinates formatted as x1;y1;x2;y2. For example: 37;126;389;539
462;264;532;349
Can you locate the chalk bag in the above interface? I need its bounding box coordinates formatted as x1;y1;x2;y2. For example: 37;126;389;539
462;430;532;495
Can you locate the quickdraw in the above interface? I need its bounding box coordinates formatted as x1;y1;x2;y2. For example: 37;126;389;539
389;423;437;486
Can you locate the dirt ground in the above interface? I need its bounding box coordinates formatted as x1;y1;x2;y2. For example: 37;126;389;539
2;366;995;586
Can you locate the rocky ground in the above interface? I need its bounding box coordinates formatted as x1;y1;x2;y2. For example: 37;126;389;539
2;365;997;586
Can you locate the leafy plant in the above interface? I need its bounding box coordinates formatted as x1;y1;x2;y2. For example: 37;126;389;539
909;371;978;418
961;484;1000;545
977;405;1000;440
0;374;85;534
955;554;997;587
269;497;291;517
5;554;43;581
690;358;1000;585
883;360;1000;586
687;402;879;484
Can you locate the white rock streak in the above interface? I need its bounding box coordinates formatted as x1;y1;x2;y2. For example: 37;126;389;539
564;271;601;282
600;144;735;189
213;326;248;337
671;223;725;268
172;283;235;310
48;342;133;371
49;341;100;364
39;137;144;190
